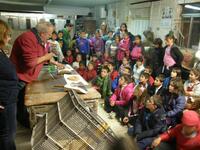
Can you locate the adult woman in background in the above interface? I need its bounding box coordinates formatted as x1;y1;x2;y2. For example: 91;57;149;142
162;34;183;77
114;23;134;45
0;19;18;150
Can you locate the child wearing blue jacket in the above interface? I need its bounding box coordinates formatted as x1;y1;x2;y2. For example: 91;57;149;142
76;30;90;64
163;78;186;127
163;67;182;89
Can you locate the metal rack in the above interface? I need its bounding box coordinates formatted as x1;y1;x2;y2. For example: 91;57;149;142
31;90;116;150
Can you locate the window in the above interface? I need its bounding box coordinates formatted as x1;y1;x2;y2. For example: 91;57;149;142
181;3;200;50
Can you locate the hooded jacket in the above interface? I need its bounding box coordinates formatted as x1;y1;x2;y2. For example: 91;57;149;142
110;83;134;106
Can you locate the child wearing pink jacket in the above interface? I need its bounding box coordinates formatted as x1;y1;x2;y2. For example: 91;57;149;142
108;75;134;120
117;32;131;66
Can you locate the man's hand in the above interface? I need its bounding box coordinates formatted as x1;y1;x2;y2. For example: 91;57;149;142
45;52;54;61
151;137;161;148
110;101;115;107
56;62;65;69
51;50;59;56
37;52;54;65
0;105;5;112
123;117;129;124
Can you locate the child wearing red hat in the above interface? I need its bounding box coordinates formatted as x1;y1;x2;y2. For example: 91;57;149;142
152;110;200;150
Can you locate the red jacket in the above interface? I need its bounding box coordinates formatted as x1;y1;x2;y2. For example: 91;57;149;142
10;30;47;83
83;69;97;81
92;60;101;70
110;83;134;106
160;124;200;150
149;76;154;86
110;70;119;81
64;55;73;64
76;68;86;77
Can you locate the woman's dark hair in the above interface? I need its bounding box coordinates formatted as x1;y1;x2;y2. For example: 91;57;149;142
135;34;141;40
120;23;128;32
153;38;163;48
172;67;182;78
165;34;175;41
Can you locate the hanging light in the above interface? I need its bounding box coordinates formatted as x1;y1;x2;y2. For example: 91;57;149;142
185;5;200;11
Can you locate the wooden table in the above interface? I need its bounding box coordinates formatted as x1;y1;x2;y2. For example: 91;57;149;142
25;66;101;127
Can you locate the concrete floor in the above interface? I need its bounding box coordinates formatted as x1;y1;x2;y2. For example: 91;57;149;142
97;104;128;137
15;123;31;150
15;103;128;150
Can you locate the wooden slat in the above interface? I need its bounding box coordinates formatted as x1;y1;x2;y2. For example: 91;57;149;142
25;67;101;106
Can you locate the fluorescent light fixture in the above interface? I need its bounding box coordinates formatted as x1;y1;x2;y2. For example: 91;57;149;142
1;12;56;19
185;5;200;11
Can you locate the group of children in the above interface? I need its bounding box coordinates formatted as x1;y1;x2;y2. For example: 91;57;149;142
47;23;200;150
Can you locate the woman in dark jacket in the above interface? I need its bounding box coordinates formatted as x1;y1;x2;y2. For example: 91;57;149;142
151;38;165;77
162;34;183;77
0;20;18;150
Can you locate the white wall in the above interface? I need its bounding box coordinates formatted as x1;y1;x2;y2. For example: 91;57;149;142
103;0;183;41
93;1;129;30
115;1;129;27
44;5;91;16
149;0;182;40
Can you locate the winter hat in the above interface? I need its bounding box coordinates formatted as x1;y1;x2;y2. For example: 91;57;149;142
182;110;200;126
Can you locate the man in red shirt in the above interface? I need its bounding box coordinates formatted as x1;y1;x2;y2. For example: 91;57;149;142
151;110;200;150
10;21;62;127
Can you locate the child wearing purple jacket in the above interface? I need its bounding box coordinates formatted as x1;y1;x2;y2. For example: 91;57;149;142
91;30;104;58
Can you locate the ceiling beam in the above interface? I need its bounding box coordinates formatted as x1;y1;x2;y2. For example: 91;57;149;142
130;0;160;5
0;3;44;12
0;0;44;6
